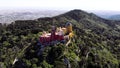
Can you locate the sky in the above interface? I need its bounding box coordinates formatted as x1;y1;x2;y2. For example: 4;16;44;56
0;0;120;11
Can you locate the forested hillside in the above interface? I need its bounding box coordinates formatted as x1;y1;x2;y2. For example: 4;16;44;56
0;9;120;68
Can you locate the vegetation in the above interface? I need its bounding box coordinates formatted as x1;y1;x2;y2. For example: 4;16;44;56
0;9;120;68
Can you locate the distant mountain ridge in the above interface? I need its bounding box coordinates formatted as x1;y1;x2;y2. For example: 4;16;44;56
36;9;120;30
11;9;120;37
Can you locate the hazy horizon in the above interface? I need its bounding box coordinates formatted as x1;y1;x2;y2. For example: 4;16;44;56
0;0;120;18
1;8;120;24
0;0;120;24
0;0;120;11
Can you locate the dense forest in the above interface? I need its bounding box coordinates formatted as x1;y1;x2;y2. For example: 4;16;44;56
0;9;120;68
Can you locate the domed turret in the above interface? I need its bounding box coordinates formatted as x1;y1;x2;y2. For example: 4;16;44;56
65;22;73;33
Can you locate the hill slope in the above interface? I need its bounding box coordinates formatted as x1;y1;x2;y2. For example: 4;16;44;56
0;9;120;68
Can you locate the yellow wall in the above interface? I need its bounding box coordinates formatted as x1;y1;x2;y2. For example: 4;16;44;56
67;25;72;33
